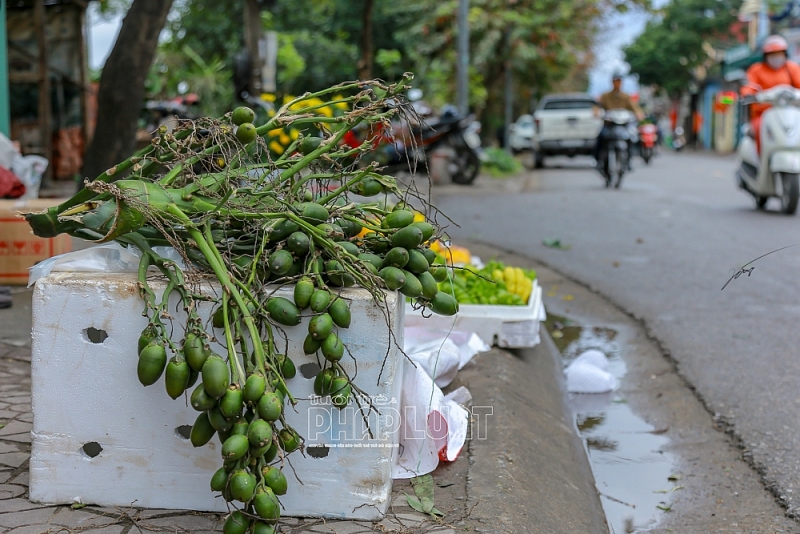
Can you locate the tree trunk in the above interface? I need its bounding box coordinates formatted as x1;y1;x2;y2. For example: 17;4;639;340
357;0;375;80
243;0;262;96
82;0;174;182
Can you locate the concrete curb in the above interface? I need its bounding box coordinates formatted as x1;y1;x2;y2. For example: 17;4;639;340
453;326;608;533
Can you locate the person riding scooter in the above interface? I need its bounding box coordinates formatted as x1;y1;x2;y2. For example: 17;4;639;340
593;73;645;170
740;35;800;153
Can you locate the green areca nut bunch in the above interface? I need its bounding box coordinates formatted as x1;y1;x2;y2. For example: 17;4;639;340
24;75;457;533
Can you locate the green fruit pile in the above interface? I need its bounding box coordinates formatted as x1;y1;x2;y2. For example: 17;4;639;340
437;260;536;306
25;75;456;532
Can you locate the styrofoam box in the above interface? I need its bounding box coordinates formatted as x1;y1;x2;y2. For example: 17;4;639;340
404;280;544;348
30;272;404;519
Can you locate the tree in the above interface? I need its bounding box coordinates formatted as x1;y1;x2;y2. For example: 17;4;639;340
624;0;741;96
398;0;643;133
125;0;621;146
357;0;376;79
83;0;174;181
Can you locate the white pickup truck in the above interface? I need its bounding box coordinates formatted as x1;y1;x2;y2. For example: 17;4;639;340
532;93;603;168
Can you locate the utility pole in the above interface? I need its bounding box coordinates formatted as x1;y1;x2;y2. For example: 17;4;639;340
456;0;469;116
0;0;9;137
504;28;513;153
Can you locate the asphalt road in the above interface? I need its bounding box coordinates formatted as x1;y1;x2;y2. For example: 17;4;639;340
434;150;800;519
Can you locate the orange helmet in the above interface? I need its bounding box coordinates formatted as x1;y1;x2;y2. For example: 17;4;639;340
763;35;789;54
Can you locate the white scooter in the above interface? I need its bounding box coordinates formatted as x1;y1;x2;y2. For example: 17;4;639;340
737;84;800;215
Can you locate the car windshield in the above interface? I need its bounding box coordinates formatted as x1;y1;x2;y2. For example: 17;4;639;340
542;99;595;110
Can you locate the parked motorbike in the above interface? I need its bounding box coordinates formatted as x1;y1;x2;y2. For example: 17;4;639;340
598;109;636;188
737;84;800;215
344;104;482;185
638;123;658;164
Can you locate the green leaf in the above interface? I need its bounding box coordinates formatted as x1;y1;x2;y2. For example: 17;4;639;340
405;493;425;513
410;474;443;517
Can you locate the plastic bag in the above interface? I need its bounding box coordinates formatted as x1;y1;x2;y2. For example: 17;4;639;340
392;358;470;479
393;328;489;479
0;133;18;170
565;349;617;394
11;155;48;199
404;326;489;387
28;242;186;287
0;166;24;198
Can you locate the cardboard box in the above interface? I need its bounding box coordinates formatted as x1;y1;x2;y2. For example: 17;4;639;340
0;198;72;285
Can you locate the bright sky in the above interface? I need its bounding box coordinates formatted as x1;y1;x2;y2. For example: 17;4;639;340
588;10;651;96
87;4;654;95
87;3;123;70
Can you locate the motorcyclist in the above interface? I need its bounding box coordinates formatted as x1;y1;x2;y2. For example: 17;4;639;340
593;73;645;169
741;35;800;153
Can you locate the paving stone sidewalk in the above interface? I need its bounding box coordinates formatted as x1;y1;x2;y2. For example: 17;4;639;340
0;342;457;534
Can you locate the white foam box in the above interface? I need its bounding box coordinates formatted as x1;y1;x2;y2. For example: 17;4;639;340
404;279;544;348
29;272;404;519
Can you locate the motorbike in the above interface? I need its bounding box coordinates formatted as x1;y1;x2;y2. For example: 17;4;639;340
344;104;482;185
638;123;658;164
737;84;800;215
671;126;686;151
598;109;636;188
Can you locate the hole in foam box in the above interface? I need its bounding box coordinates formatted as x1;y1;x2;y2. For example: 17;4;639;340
83;327;108;344
81;442;103;458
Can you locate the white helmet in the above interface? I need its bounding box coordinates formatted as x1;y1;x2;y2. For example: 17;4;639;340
763;35;789;54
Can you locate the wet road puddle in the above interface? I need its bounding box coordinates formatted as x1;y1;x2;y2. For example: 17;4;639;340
546;315;679;533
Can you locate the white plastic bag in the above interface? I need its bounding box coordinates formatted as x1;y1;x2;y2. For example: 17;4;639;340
564;349;617;394
11;155;48;199
570;349;609;370
392;359;471;479
404;326;489;387
0;133;18;170
28;242;186;287
403;337;461;388
393;327;488;479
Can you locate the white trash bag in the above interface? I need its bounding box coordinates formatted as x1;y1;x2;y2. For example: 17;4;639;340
565;349;617;394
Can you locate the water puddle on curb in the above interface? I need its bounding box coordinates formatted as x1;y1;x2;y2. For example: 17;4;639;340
546;315;679;533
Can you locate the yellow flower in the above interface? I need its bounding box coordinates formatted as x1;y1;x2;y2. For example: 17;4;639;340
332;95;349;110
430;241;471;265
269;140;284;154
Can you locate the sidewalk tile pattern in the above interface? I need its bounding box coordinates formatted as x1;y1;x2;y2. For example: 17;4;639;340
0;344;456;533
